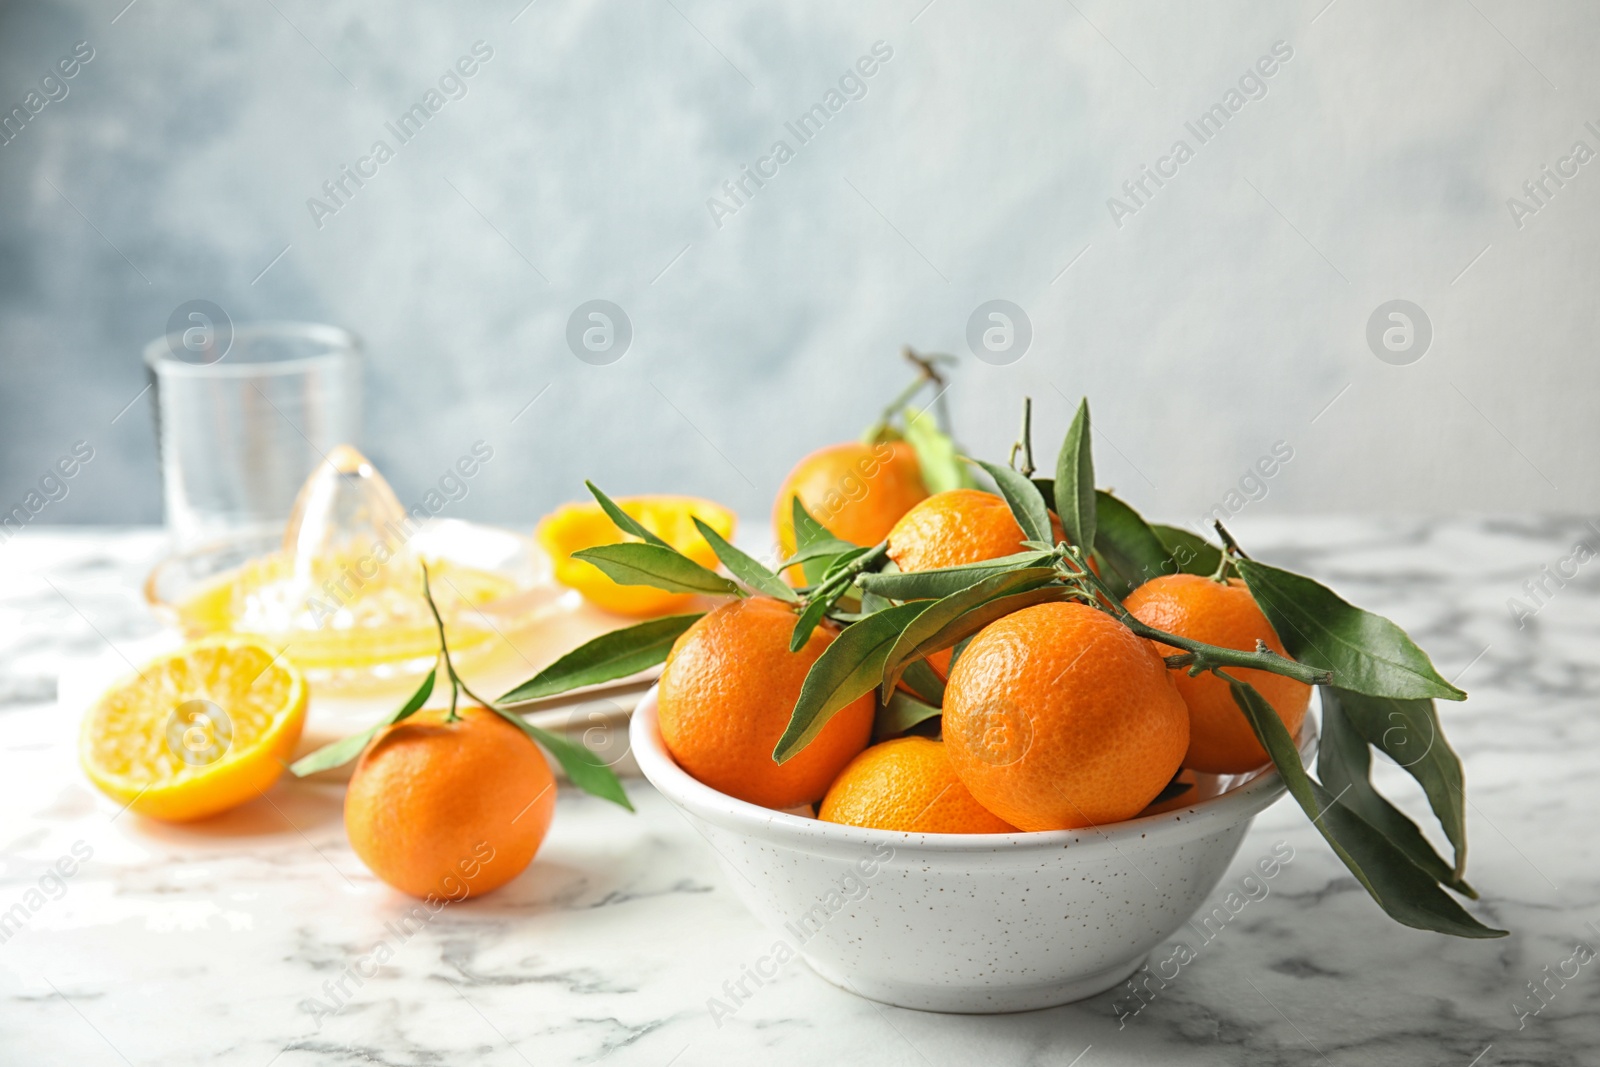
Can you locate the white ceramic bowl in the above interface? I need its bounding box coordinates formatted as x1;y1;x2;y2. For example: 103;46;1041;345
630;686;1317;1013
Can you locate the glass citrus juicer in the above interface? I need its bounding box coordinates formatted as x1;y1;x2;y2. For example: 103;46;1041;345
145;445;559;697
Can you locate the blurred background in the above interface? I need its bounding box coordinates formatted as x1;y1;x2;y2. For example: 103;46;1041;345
0;0;1592;532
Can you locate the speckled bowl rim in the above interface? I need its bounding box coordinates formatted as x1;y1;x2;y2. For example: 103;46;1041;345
631;685;1318;860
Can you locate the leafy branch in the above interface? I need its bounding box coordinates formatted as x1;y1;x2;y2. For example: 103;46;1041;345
1052;542;1332;687
767;395;1502;940
290;563;636;811
861;346;954;445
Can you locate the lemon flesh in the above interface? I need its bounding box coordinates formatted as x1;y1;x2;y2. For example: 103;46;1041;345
80;637;308;822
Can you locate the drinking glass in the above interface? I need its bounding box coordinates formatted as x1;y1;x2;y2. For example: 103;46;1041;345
143;321;361;548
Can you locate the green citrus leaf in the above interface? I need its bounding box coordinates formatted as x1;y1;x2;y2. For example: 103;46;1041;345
1093;490;1171;596
289;668;436;777
1318;688;1474;896
290;728;382;779
498;614;703;704
1234;558;1465;701
572;543;741;597
1227;678;1501;937
1327;687;1468;879
790;494;833;546
583;481;670;548
858;551;1054;601
903;411;973;493
899;657;946;705
1151;524;1226;578
792;496;859;584
948;634;974;671
879;568;1064;699
776;602;930;763
490;708;633;811
817;545;873;585
780;540;861;572
970;461;1052;545
789;584;846;652
692;518;794;602
873;689;942;742
1053;397;1096;556
860;589;893;615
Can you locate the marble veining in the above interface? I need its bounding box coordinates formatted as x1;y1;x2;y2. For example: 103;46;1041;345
1;520;1597;1065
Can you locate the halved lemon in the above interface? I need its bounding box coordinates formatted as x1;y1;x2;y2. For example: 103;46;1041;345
537;495;736;617
80;636;308;821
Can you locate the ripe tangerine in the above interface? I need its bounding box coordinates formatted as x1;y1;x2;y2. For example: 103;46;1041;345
657;596;874;809
773;441;928;562
345;704;556;899
819;736;1016;833
942;602;1188;831
1124;574;1309;774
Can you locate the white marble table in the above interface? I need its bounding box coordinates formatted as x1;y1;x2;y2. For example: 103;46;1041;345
1;520;1596;1066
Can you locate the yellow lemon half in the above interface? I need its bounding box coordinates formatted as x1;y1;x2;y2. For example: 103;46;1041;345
80;637;308;822
537;495;736;617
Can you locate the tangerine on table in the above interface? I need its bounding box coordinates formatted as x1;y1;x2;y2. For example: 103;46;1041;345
656;596;874;810
1124;574;1310;774
886;488;1065;574
773;441;929;561
819;737;1016;834
942;602;1188;832
344;704;557;899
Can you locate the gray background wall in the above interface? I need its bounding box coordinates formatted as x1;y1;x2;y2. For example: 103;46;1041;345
1;0;1594;534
